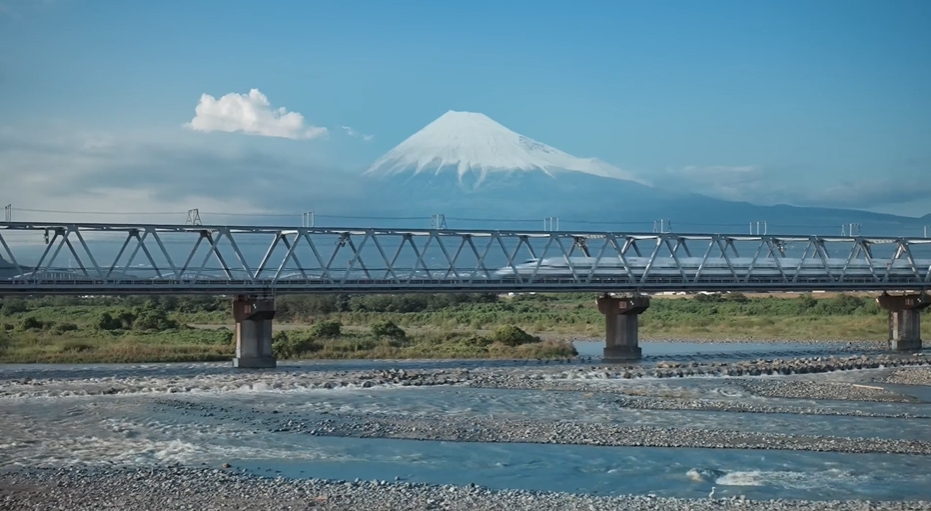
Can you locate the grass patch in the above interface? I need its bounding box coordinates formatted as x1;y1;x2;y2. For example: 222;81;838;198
0;292;923;364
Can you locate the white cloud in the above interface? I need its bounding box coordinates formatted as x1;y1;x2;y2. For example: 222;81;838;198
341;125;373;142
0;124;362;228
186;89;327;140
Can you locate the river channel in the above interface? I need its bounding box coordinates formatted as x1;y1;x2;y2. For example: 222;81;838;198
1;341;930;502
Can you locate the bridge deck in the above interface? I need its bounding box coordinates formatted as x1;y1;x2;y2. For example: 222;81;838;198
0;222;929;295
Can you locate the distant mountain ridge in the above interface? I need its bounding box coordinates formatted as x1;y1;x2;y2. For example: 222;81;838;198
355;111;927;236
0;255;24;279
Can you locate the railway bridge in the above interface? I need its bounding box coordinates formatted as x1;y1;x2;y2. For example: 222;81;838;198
0;222;928;367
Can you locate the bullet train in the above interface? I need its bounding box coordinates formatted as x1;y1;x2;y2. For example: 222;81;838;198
492;256;931;279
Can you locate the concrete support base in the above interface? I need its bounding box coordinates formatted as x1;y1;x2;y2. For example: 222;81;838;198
232;356;277;369
876;293;929;352
232;296;277;369
597;295;650;362
603;344;642;361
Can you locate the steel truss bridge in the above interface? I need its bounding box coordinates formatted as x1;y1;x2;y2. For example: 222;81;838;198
0;222;929;295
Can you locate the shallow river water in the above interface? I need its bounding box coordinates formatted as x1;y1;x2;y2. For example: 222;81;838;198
2;341;930;502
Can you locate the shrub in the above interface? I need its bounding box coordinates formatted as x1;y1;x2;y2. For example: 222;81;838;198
274;293;499;319
96;312;121;331
797;294;818;311
460;334;494;347
96;309;139;331
814;293;867;315
132;309;178;331
491;325;539;347
271;331;291;358
50;323;79;335
18;316;44;331
310;320;342;338
93;308;178;331
272;331;322;359
371;320;406;340
0;298;28;315
57;341;94;353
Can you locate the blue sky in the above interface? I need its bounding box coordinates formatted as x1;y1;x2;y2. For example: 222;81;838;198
1;0;930;221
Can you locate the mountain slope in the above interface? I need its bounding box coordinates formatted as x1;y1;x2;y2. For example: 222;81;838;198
0;255;23;279
365;110;644;187
356;111;927;236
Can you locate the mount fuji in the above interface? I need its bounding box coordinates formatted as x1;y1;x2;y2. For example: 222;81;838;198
365;110;645;187
356;111;924;235
361;110;682;217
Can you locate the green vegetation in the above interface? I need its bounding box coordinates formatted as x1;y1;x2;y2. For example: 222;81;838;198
272;291;920;341
267;321;563;361
0;292;923;364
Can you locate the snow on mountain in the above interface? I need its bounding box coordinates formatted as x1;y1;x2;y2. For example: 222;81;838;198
365;110;645;186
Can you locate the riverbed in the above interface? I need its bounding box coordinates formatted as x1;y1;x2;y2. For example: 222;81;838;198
1;341;930;509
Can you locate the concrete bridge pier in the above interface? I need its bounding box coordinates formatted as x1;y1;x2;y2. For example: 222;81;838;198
232;295;277;368
876;292;930;351
597;295;650;362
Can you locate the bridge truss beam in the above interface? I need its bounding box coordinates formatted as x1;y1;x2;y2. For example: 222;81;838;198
0;222;930;295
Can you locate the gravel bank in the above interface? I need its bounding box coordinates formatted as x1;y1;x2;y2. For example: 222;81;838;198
2;467;928;511
609;395;931;418
0;368;473;399
256;412;931;455
468;354;930;389
731;380;918;403
3;354;927;405
877;366;931;386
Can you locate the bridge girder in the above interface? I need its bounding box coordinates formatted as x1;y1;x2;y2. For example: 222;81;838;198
0;222;929;295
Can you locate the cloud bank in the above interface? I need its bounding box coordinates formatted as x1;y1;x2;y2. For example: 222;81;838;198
0;125;360;225
186;89;327;140
645;164;931;215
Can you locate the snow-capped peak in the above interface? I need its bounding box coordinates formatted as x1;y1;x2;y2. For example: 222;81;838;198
365;110;644;184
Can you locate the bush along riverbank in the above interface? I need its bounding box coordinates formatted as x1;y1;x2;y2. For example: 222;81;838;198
0;296;575;363
0;292;916;364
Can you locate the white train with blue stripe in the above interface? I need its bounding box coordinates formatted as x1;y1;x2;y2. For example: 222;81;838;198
493;256;931;279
